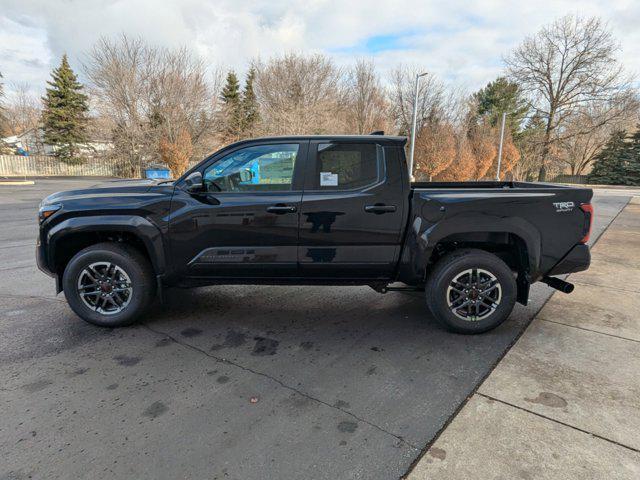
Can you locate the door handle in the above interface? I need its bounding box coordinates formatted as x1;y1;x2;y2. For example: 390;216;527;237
267;204;297;214
364;204;397;214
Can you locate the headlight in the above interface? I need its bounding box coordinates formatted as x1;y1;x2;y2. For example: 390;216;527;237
39;203;62;222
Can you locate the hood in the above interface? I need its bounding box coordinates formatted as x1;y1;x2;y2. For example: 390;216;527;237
41;178;169;206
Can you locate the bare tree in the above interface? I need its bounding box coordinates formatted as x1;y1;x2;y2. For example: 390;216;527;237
505;15;634;180
3;82;42;137
345;59;389;134
84;35;220;175
389;67;450;135
254;53;347;135
0;72;6;136
557;99;639;175
84;35;149;175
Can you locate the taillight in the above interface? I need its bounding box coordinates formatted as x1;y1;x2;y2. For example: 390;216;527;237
579;203;593;244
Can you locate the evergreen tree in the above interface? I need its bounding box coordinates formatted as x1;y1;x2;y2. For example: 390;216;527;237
220;71;243;139
472;77;529;137
588;130;631;185
221;71;240;104
241;67;259;134
625;126;640;185
42;55;88;163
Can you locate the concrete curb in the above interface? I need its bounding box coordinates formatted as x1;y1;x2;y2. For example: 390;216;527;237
0;180;35;186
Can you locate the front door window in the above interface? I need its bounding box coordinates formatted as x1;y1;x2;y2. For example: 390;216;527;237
204;144;299;192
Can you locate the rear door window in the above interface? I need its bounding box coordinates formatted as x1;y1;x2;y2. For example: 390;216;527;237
312;142;383;190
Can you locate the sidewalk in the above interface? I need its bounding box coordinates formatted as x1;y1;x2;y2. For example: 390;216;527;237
408;197;640;479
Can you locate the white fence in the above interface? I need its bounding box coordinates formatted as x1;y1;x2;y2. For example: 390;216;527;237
0;155;125;177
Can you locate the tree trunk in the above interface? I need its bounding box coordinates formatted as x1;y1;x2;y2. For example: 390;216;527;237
538;164;547;182
539;110;555;182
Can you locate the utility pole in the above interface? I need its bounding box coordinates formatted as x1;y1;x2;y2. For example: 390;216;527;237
408;72;428;182
495;112;506;181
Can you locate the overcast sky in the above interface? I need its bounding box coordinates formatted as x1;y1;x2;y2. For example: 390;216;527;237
1;0;639;99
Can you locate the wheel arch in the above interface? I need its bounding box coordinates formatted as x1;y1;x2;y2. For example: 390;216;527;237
399;214;540;305
47;215;166;283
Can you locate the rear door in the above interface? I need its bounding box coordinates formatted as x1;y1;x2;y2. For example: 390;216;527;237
298;140;405;279
169;140;307;279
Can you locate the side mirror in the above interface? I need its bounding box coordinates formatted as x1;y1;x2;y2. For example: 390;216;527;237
184;171;203;193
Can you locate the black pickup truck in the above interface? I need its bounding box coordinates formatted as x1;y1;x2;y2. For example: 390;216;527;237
37;135;593;333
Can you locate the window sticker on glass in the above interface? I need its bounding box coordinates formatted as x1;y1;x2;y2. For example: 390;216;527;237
320;172;338;186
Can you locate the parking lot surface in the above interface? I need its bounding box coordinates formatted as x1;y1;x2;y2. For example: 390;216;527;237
1;179;637;479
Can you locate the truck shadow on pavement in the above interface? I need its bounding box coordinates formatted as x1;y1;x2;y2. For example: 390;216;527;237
137;283;526;449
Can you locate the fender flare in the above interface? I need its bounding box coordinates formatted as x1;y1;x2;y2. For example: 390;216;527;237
47;215;166;275
402;212;541;282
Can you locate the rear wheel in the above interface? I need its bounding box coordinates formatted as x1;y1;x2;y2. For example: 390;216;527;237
62;243;155;327
426;249;516;334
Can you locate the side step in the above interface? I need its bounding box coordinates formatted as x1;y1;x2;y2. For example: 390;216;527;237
370;284;424;294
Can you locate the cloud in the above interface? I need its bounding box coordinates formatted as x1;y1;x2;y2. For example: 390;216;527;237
1;0;639;99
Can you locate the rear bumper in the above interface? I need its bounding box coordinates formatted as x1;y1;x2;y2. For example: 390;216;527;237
547;243;591;276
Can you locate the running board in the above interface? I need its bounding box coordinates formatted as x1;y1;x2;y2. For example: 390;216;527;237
370;284;424;294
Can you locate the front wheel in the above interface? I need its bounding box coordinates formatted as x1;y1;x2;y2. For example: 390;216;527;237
426;249;516;334
62;243;156;327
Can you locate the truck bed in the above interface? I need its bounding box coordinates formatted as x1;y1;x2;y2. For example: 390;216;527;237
399;180;593;286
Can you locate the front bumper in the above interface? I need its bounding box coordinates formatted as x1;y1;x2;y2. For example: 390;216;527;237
36;238;54;277
547;243;591;276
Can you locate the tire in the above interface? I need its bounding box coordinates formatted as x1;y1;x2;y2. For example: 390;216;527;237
425;249;516;334
62;242;156;327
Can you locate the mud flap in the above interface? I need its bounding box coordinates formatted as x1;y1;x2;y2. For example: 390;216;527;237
516;273;530;305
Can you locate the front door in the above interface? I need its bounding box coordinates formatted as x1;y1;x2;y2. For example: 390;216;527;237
169;141;307;279
298;140;405;280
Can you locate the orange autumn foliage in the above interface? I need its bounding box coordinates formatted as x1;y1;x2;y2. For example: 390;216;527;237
159;129;193;178
413;123;456;180
438;134;475;181
469;127;497;180
487;133;521;178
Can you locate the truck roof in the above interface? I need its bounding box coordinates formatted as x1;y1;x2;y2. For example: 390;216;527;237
245;134;408;145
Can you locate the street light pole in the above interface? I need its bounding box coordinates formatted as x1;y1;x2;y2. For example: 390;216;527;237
495;111;507;181
408;72;428;183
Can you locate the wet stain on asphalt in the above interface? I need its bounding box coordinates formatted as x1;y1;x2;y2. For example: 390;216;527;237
337;421;358;433
216;375;230;384
211;330;247;351
113;355;141;367
524;392;568;408
143;401;168;419
252;337;279;356
429;447;447;460
154;338;171;347
21;379;53;393
289;394;311;409
180;328;203;338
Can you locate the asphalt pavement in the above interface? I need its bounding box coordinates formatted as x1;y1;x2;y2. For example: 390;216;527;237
0;179;637;480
